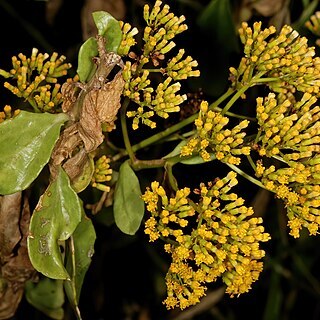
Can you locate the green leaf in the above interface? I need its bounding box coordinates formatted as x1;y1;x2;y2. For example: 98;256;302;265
196;0;238;96
180;153;215;165
25;278;65;320
163;140;187;159
27;167;82;280
77;37;98;83
77;11;122;83
64;213;96;307
92;11;122;52
0;111;68;195
114;161;145;235
163;140;215;164
71;154;95;193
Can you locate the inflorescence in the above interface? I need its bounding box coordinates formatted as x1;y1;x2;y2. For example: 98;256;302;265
255;91;320;238
120;0;200;129
0;49;71;113
229;21;320;95
178;20;320;239
180;101;251;165
143;172;270;309
91;155;113;192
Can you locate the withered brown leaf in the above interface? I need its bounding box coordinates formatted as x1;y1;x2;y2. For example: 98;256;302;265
0;192;22;261
79;69;125;152
0;194;35;319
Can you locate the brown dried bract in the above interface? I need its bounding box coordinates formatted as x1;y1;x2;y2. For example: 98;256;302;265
0;193;35;319
79;67;125;152
51;35;125;183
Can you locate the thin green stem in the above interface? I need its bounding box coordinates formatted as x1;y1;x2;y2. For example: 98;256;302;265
209;87;234;109
221;84;250;116
131;88;234;152
131;158;166;170
69;236;82;320
246;154;257;171
120;97;136;163
213;106;257;121
132;112;197;152
251;77;281;83
165;161;178;191
226;163;267;190
145;68;162;72
113;87;237;162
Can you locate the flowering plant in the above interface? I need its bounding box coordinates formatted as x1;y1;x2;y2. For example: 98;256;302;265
1;0;320;319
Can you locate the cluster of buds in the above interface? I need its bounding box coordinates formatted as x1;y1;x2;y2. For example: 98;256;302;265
229;22;320;95
118;21;139;56
0;105;20;123
255;91;320;237
180;101;251;164
143;172;270;309
255;92;320;158
143;0;187;59
163;49;200;81
255;159;320;238
122;0;199;129
91;155;113;192
0;49;71;112
305;11;320;46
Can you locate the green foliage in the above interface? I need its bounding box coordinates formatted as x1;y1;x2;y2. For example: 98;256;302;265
25;278;65;320
114;161;145;235
0;111;68;194
93;11;122;51
27;167;82;280
64;213;96;307
77;12;122;82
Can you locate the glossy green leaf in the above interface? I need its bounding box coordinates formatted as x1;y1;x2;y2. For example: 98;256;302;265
92;11;122;52
64;213;96;307
27;167;82;280
77;11;121;83
0;111;68;195
180;153;215;165
77;37;98;83
114;161;145;235
25;278;64;320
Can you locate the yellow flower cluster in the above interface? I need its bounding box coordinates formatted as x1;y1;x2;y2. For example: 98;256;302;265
255;91;320;237
123;0;199;129
143;172;270;309
164;49;200;80
143;181;195;241
180;101;251;164
118;21;139;56
91;155;112;192
143;0;187;57
0;105;20;123
229;22;320;95
0;49;71;113
256;92;320;158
